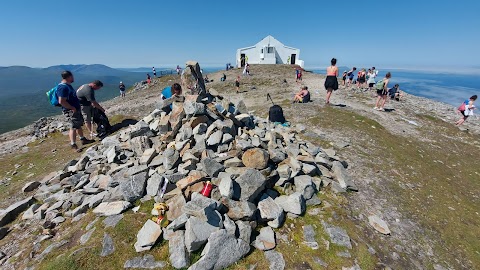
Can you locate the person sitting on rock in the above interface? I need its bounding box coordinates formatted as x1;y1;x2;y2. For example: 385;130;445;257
388;84;403;101
220;73;226;82
159;83;183;114
293;86;311;103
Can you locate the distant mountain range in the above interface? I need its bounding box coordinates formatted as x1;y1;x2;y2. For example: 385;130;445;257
0;64;146;98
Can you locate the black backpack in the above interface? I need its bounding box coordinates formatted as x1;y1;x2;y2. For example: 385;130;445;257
92;108;112;138
267;94;286;123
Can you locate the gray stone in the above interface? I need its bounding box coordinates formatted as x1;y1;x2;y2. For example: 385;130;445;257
332;161;358;191
201;158;224;177
223;214;237;235
274;192;305;216
100;233;115;257
264;250;285;270
294;175;315;200
207;130;223;146
134;220;162;252
80;227;96;245
233;169;266;202
139;148;157;165
342;264;362;270
71;203;89;218
167;213;189;231
184;101;206;115
185;213;222;252
22;204;40;220
222;133;234;144
103;214;124;228
322;222;352;249
218;176;234;198
302;163;319;176
235;220;252;244
253;226;276;251
22;181;41;192
146;173;163;197
88;191;107;208
163;147;180;170
189;229;250;270
222;198;257;221
303;225;319;249
306;195;322;206
0;196;34;226
93;201;131;216
124;254;167;269
337;251;351;258
182;192;220;217
258;194;285;228
106;146;118;163
36;240;68;262
368;215;391;235
236;139;254;151
268;148;286;163
224;157;244;168
168;230;189;269
120;172;148;202
86;217;99;230
52;216;66;224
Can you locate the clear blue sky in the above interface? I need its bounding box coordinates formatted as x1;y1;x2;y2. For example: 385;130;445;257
0;0;479;69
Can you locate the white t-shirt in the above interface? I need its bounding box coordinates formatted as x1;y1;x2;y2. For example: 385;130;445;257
367;72;376;84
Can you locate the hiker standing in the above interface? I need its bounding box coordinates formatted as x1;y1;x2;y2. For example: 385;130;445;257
374;72;392;111
235;76;240;93
56;71;94;152
152;67;157;77
456;95;477;125
324;58;339;104
147;74;151;84
119;81;126;97
76;80;105;138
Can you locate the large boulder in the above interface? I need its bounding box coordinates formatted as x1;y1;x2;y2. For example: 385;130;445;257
0;196;34;227
188;229;250;270
93;201;131;216
233;169;267;202
242;148;269;170
221;198;257;221
274;192;306;216
322;221;352;249
120;172;148;202
134;220;163;252
257;194;285;228
168;230;189;269
252;226;276;251
184;210;223;252
331;161;358;191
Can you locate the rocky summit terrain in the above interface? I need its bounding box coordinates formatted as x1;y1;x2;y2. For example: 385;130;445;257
0;64;479;270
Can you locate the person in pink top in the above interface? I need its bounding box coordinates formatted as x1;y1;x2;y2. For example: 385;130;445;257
324;58;339;104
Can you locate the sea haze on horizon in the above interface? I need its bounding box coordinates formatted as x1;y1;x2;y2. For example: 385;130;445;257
311;69;477;106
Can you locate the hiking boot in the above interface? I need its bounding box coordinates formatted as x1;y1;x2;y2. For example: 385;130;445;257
80;138;95;145
70;143;82;153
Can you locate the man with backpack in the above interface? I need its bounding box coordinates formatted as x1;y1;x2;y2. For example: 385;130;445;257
56;71;94;152
76;80;105;138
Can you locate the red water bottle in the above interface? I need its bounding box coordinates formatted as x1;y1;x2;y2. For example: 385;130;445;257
201;181;213;197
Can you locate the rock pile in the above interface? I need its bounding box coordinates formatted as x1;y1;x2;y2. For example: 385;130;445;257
0;66;358;269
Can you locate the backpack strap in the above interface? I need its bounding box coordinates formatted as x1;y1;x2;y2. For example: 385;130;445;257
266;93;275;105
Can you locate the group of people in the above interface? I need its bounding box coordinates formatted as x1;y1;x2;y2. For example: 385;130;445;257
55;71;107;152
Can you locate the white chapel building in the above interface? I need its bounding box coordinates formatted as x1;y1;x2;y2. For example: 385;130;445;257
236;35;304;68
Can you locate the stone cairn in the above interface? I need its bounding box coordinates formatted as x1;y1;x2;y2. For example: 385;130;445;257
0;63;358;269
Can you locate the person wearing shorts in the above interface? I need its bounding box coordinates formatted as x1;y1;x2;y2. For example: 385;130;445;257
119;81;126;97
374;72;391;111
456;95;477;125
76;80;105;138
347;67;356;87
56;71;94;152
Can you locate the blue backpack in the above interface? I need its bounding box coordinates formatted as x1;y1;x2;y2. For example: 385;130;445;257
46;83;65;107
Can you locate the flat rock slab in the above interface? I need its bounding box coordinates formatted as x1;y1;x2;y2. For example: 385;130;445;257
0;227;9;240
322;222;352;249
22;181;41;192
233;168;267;202
100;233;115;257
368;215;391;235
167;230;189;269
253;227;276;251
0;196;34;227
80;227;96;245
274;192;305;216
93;201;131;216
303;225;319;249
189;229;250;270
36;240;68;262
264;250;285;270
331;161;358;191
124;254;166;269
135;220;162;252
103;214;124;228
